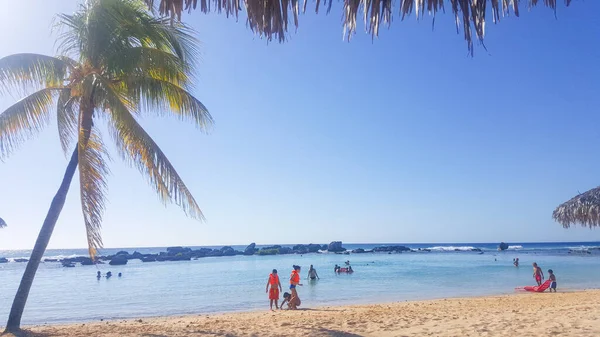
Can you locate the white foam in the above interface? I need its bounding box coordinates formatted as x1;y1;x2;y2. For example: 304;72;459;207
426;246;477;251
507;245;523;250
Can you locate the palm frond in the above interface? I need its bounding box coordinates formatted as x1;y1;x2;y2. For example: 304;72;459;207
78;125;110;260
146;0;573;55
0;217;6;228
0;54;68;95
0;87;68;161
105;47;191;87
95;77;204;221
125;75;212;129
57;89;80;156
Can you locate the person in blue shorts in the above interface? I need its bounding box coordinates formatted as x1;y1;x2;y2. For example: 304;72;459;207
548;269;557;292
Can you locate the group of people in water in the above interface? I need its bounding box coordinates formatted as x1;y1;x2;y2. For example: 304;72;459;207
266;263;350;310
96;271;122;279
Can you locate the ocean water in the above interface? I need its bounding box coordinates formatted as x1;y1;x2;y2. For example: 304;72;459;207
1;242;600;326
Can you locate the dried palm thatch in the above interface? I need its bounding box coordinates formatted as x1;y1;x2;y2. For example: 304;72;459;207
553;187;600;228
0;217;6;228
145;0;573;54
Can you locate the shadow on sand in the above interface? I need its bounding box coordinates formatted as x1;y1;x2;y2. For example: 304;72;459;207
1;330;53;337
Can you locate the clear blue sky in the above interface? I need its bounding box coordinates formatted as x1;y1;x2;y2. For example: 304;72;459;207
1;1;600;249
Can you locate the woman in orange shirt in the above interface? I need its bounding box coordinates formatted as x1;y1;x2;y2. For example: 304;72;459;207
289;265;302;307
265;269;282;310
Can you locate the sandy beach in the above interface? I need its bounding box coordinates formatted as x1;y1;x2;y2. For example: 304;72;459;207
3;290;600;337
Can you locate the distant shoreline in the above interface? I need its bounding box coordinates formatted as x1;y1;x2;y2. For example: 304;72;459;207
2;241;598;265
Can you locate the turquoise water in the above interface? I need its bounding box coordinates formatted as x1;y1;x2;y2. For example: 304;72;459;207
1;242;600;326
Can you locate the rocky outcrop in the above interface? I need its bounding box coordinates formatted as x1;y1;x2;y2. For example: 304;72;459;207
278;247;292;254
292;244;308;254
244;243;257;255
498;242;509;251
116;250;129;256
352;248;367;253
167;247;192;255
14;258;28;262
80;257;95;265
257;248;279;255
327;241;346;252
109;255;128;265
220;246;238;256
307;244;322;253
373;245;411;253
44;258;59;262
0;257;8;263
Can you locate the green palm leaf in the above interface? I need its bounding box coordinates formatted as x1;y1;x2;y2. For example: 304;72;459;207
0;54;68;95
105;47;191;86
0;87;68;160
78;125;110;260
96;77;204;221
125;75;212;129
56;89;80;156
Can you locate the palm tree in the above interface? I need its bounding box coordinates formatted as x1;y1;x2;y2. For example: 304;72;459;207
145;0;573;55
0;217;6;228
0;0;211;331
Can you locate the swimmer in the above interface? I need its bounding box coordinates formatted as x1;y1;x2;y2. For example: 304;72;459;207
307;265;319;280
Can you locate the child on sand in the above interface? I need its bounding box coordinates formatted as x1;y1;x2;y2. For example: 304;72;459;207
548;269;557;292
532;263;544;286
280;292;301;310
265;269;282;310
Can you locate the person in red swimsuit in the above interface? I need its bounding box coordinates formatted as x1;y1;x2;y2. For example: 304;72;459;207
532;262;544;286
265;269;282;310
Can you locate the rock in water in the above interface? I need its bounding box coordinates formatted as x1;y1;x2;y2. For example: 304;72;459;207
307;244;322;253
498;242;509;251
0;257;8;263
109;256;128;265
328;241;346;252
244;243;257;255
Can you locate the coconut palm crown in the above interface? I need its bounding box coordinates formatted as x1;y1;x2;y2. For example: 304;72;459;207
0;0;211;258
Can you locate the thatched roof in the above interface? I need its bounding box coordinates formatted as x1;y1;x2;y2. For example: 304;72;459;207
0;217;6;228
553;187;600;228
145;0;573;55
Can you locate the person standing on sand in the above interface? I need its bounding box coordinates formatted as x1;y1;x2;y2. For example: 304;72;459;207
548;269;557;292
265;269;282;310
533;262;544;286
290;265;302;306
307;265;319;280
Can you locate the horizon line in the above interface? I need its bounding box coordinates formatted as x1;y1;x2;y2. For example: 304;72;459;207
2;240;600;251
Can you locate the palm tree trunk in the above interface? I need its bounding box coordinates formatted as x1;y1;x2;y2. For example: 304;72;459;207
5;146;79;332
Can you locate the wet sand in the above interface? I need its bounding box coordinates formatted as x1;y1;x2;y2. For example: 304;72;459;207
3;290;600;336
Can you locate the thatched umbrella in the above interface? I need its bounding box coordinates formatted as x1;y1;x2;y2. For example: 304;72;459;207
0;217;6;228
553;187;600;228
145;0;573;55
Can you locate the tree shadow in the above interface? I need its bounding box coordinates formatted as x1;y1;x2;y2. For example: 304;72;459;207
1;330;53;337
311;328;364;337
150;332;238;337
